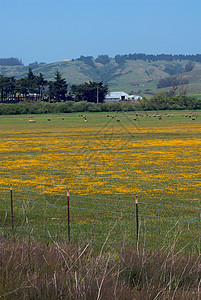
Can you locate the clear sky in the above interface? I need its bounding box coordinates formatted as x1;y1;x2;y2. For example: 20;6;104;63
0;0;200;65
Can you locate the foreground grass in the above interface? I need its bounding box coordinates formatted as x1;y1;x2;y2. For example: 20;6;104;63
0;236;200;299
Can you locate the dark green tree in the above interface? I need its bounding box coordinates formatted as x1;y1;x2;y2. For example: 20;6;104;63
0;57;23;66
48;71;68;101
15;77;28;99
15;68;38;100
148;92;169;110
71;81;109;103
0;75;16;102
48;81;54;101
29;61;39;69
36;73;47;100
95;55;110;65
77;56;95;67
27;68;38;94
185;61;194;72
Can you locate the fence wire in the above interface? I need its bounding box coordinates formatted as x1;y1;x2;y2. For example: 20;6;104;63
0;185;200;251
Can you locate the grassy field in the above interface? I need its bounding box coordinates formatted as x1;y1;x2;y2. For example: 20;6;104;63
0;111;201;253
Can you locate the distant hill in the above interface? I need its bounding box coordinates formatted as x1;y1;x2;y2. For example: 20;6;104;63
1;56;201;96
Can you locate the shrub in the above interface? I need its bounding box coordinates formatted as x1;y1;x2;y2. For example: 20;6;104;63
0;238;200;299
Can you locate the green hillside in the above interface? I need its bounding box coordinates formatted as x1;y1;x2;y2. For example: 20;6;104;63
1;58;201;96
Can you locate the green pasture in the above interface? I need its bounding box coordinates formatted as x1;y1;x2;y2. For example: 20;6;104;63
0;111;201;253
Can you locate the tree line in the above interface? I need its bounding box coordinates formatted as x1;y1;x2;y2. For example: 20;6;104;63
1;53;201;67
75;54;201;66
0;57;23;66
114;54;201;65
0;68;109;103
0;57;46;67
157;76;189;89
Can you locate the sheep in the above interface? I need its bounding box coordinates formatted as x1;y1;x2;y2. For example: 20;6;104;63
29;120;36;123
116;119;120;122
47;118;51;121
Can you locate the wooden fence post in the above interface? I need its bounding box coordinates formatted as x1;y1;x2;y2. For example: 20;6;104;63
199;213;200;257
136;195;139;250
67;190;70;243
10;184;14;239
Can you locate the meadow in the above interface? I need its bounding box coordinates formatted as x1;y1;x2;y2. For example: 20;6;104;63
0;111;201;253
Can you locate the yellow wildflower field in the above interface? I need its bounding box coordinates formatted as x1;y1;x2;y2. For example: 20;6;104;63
1;113;200;196
0;112;201;248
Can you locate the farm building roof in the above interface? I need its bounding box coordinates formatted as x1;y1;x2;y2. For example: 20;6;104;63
105;91;129;99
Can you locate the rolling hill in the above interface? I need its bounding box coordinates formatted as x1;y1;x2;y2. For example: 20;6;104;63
1;57;201;96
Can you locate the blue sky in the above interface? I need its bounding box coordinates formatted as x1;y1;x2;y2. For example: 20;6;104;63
0;0;200;65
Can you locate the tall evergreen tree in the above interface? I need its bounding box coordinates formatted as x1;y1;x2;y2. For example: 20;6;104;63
48;71;68;101
36;73;47;100
15;77;28;98
27;68;38;94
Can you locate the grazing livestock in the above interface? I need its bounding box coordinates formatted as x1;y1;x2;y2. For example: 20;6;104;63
116;119;120;122
29;120;36;123
62;117;64;120
47;118;51;121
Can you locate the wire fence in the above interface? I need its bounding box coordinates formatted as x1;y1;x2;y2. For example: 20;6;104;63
0;185;200;251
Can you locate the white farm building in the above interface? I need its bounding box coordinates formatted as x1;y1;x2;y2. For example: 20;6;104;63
127;95;143;101
105;91;129;102
105;91;142;102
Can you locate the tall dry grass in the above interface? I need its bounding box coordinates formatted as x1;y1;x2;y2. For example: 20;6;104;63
0;233;200;300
